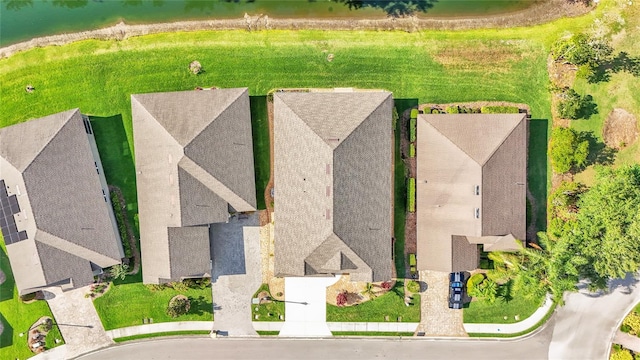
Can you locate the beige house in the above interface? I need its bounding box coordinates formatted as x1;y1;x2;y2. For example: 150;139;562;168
0;109;123;295
416;113;528;272
132;88;256;284
273;90;394;282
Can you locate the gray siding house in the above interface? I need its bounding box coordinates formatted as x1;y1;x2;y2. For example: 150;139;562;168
0;109;123;295
132;88;256;284
274;90;394;282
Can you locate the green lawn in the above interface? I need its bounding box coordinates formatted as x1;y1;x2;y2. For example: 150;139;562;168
251;284;285;322
0;243;64;360
92;283;213;330
463;282;544;324
327;281;420;322
249;95;270;210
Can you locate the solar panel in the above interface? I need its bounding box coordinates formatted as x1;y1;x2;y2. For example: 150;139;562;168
0;179;28;245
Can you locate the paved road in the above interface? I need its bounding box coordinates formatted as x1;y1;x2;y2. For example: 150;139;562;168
549;275;640;360
78;324;553;360
77;274;640;360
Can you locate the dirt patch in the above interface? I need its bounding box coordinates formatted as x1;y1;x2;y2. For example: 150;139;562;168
433;41;527;71
603;108;638;149
326;275;394;306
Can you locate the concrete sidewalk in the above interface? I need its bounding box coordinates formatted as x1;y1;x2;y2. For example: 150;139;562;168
105;321;214;339
253;322;419;333
614;330;640;353
463;295;554;334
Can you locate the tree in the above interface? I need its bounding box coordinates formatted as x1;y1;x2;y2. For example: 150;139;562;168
622;312;640;336
610;348;633;360
167;295;191;318
572;165;640;280
557;88;596;120
109;263;129;280
489;232;581;304
333;0;435;17
548;181;586;238
552;33;612;66
549;127;589;174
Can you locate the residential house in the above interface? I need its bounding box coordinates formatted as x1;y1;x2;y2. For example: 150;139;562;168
0;109;123;295
132;88;256;284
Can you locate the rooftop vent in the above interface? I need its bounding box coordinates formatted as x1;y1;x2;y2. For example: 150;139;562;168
475;208;480;219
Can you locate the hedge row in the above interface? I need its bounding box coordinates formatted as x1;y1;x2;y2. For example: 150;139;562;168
409;143;415;158
480;106;520;114
407;178;416;213
410;108;419;119
409;118;416;142
110;192;132;258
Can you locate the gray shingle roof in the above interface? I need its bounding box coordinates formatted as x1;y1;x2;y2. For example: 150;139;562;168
274;91;393;282
168;226;212;279
132;88;256;284
0;110;123;295
416;114;527;272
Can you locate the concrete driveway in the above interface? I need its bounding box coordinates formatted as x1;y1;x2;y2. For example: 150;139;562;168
210;212;261;336
279;275;340;337
45;286;112;359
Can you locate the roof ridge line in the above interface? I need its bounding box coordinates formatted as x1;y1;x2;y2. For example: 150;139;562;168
274;93;334;150
423;118;480;165
334;92;391;152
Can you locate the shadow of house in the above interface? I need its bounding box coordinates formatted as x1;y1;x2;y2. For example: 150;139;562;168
0;312;14;348
528;119;548;234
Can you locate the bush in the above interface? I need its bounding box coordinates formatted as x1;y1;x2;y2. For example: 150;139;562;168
145;283;167;292
409;118;416;142
110;192;132;258
549;127;589;174
445;106;459;114
167;281;190;293
611;348;633;360
623;312;640;335
20;292;37;302
380;281;392;290
167;295;191;318
466;273;486;296
410;108;418;119
557;88;596;120
431;108;440;114
409;143;415;158
621;324;632;333
336;292;348;307
407;178;416;213
406;280;420;293
480;106;520;114
392;106;399;130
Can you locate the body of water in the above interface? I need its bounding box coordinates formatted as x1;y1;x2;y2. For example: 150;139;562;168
0;0;540;46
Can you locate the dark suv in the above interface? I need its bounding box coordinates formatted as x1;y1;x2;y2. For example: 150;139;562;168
449;272;465;309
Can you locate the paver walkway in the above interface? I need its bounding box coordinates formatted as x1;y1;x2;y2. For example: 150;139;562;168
415;270;467;336
279;276;340;337
45;286;113;358
614;330;640;353
210;212;261;336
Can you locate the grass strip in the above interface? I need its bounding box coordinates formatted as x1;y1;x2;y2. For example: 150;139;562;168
113;330;211;343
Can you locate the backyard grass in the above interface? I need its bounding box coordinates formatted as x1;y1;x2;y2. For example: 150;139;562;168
251;283;285;322
113;330;210;343
463;282;545;324
327;281;420;322
0;242;64;360
92;283;213;330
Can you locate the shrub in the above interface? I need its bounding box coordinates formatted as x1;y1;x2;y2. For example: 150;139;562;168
621;324;631;333
557;88;596;120
20;292;37;302
431;108;440;114
380;281;392;290
409;143;415;158
167;295;191;318
409;117;417;142
336;291;348;307
480;106;519;114
549;127;589;174
466;273;485;295
611;348;633;360
406;280;420;293
407;178;416;213
410;108;418;119
167;281;190;293
109;263;129;280
392;106;399;129
145;283;167;292
189;60;203;75
445;106;459;114
110;192;132;258
623;312;640;335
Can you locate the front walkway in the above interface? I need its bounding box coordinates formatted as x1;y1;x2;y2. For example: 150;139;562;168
278;276;340;337
45;285;113;358
415;270;467;336
210;213;262;336
614;330;640;353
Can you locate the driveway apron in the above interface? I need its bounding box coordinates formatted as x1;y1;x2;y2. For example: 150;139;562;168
45;286;113;359
210;213;261;336
415;270;467;336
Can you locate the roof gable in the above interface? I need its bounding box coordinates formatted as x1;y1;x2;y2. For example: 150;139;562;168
131;89;246;146
424;114;524;165
0;109;77;172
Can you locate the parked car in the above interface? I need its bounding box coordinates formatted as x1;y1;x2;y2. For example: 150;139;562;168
449;272;465;309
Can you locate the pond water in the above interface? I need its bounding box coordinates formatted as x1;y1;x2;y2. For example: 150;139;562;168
0;0;540;46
